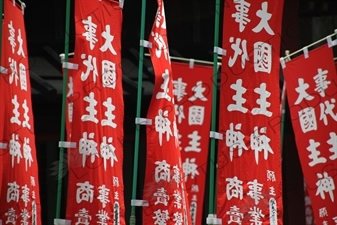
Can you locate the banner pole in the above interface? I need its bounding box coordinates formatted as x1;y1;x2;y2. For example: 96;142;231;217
208;0;221;219
56;0;71;219
130;0;147;224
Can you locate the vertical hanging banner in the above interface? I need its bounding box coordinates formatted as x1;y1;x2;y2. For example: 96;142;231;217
217;0;284;224
142;1;191;224
282;44;337;224
171;62;213;225
65;0;125;224
0;0;41;224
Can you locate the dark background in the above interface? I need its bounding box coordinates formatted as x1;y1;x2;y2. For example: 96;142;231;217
8;0;337;224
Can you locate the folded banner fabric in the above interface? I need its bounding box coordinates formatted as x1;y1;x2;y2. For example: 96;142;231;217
65;0;125;224
283;44;337;225
142;1;191;224
217;0;284;224
0;0;42;223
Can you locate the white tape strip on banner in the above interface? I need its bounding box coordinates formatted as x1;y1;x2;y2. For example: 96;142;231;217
214;47;226;56
280;57;286;69
140;40;152;49
206;214;222;225
327;35;337;48
0;66;8;75
119;0;124;8
0;143;7;150
58;141;77;149
135;118;152;125
209;131;223;140
189;58;195;69
62;62;79;70
131;199;149;207
54;219;71;225
303;47;309;59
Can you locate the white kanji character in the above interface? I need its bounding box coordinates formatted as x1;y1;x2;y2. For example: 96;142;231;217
9;133;22;168
228;79;248;113
173;212;183;225
252;2;274;35
294;78;314;105
156;69;172;101
155;2;167;29
327;132;337;160
188;106;205;125
113;202;121;224
23;137;33;171
252;83;272;117
226;176;243;200
172;165;181;187
269;186;276;196
8;21;16;53
319;98;337;126
100;25;116;55
188;81;207;101
76;181;94;203
173;78;187;102
155;109;172;146
232;0;251;32
250;127;274;164
7;182;20;203
100;136;118;171
75;208;91;225
182;158;199;181
17;29;25;57
19;63;27;91
21;185;30;207
151;32;170;61
316;171;335;202
267;170;276;182
254;42;272;74
22;99;31;129
101;97;117;128
319;207;328;218
155;160;171;182
228;37;249;69
184;131;201;152
247;179;264;205
226;205;244;224
20;209;30;225
113;176;119;187
175;105;185;124
114;191;119;200
10;95;21;125
226;123;248;161
153;209;170;225
81;92;99;124
191;184;199;192
102;60;116;89
306;139;327;167
82;16;97;50
298;107;317;133
81;54;98;83
314;68;330;97
153;187;170;206
96;209;109;225
8;57;18;86
97;185;110;208
79;132;98;167
173;190;182;209
5;208;17;225
249;206;265;225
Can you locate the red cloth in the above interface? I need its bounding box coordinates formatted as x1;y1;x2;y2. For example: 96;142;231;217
283;44;337;224
0;0;41;223
65;0;125;224
217;1;284;224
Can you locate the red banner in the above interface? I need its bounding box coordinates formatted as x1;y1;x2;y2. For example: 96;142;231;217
0;0;41;223
217;0;284;224
282;44;337;224
65;0;125;224
142;1;191;224
171;62;213;225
